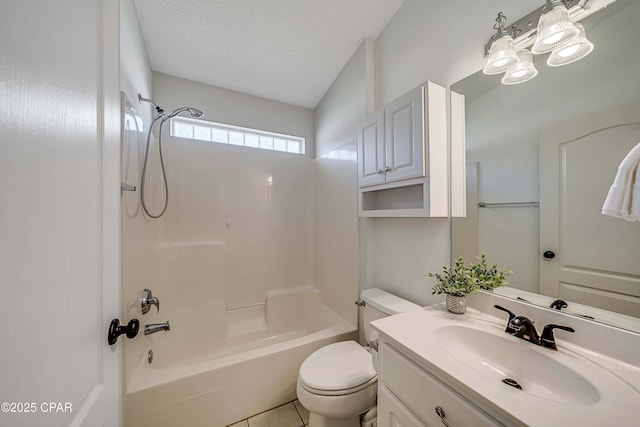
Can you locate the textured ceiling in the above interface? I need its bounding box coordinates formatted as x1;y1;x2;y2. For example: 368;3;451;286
133;0;404;109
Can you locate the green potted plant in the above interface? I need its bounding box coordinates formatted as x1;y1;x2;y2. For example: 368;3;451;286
427;257;478;314
468;254;511;291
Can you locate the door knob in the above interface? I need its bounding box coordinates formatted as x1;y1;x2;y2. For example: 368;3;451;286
108;318;140;345
543;250;556;260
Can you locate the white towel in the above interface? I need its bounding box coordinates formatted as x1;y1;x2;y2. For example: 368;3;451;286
631;164;640;220
602;142;640;221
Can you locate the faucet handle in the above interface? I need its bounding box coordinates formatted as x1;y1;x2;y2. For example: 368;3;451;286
140;288;160;314
541;324;575;350
494;305;518;333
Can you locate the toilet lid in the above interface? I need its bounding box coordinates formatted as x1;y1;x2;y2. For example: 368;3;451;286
299;341;377;392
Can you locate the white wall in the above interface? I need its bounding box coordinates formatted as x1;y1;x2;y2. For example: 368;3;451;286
153;72;315;159
312;39;373;324
313;143;360;326
374;0;541;107
314;40;374;157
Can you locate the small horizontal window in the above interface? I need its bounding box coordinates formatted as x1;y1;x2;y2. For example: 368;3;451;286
170;117;305;155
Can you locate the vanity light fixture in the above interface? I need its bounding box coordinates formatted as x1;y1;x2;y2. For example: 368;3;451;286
502;50;538;85
483;12;519;75
484;0;600;85
547;23;593;67
531;0;580;54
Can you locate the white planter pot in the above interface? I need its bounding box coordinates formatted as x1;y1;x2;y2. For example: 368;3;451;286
446;295;467;314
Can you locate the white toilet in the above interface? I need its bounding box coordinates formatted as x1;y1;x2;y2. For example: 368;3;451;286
297;288;420;427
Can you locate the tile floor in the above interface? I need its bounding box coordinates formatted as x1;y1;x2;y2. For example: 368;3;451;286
228;399;310;427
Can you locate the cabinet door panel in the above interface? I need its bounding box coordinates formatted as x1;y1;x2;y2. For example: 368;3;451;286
385;87;424;183
357;110;386;187
378;386;428;427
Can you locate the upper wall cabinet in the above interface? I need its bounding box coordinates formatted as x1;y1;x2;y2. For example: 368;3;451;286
357;82;458;217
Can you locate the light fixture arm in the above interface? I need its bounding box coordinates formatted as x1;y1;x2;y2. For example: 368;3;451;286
493;12;509;36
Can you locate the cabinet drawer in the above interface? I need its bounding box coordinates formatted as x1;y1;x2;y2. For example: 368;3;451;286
381;344;502;427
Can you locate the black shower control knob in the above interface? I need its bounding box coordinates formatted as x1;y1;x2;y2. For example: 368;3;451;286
543;250;556;260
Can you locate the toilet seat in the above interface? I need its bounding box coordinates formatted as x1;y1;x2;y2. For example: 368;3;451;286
298;341;377;396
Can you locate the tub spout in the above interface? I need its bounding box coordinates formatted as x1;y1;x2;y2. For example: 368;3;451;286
144;321;170;335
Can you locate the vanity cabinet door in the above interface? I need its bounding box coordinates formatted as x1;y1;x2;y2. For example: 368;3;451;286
378;386;428;427
381;344;503;427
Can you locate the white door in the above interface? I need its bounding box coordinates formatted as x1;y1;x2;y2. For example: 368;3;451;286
0;1;121;426
540;102;640;317
385;86;425;183
357;110;386;187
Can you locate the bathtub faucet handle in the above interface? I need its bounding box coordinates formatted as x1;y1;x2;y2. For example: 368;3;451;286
140;288;160;314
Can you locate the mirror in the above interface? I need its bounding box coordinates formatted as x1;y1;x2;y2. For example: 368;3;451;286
451;0;640;333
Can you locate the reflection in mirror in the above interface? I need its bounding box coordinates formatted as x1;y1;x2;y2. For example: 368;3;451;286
451;0;640;333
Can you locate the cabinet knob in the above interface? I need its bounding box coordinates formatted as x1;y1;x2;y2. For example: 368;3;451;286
377;169;384;175
384;166;392;172
542;250;556;260
435;406;452;427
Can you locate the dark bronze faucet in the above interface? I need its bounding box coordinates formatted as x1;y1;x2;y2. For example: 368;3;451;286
509;316;541;345
494;305;575;350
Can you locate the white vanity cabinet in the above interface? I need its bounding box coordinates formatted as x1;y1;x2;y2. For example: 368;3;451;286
377;342;503;427
357;82;450;217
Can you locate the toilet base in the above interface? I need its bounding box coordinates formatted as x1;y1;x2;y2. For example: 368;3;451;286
308;412;361;427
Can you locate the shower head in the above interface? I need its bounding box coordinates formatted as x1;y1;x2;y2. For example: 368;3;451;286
166;107;205;119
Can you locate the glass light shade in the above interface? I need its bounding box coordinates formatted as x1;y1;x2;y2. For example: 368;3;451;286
547;23;594;67
483;34;519;75
502;50;538;85
531;4;580;54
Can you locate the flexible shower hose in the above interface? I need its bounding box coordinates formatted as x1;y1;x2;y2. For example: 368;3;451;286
140;115;169;219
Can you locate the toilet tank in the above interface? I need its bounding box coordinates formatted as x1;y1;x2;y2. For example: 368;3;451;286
360;288;421;342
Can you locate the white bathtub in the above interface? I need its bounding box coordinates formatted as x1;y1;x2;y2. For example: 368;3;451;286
125;286;355;427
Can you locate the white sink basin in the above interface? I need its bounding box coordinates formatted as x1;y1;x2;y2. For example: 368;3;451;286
435;324;600;405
